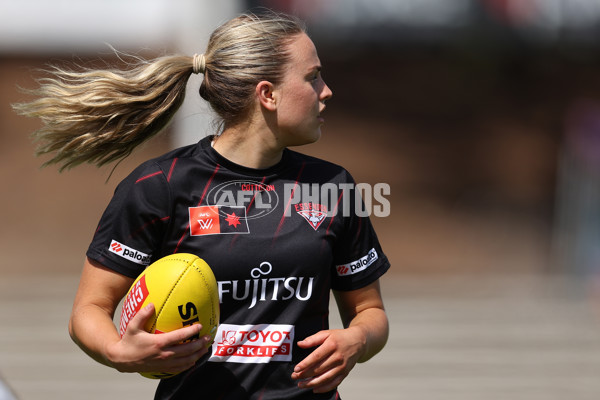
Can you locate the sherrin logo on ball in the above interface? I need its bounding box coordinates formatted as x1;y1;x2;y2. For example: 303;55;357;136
118;253;220;379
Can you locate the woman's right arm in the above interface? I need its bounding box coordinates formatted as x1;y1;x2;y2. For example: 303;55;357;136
69;257;211;374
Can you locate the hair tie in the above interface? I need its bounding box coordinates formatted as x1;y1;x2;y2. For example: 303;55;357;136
192;53;206;74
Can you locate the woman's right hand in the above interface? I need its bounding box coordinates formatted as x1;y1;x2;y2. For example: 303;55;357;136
106;302;213;374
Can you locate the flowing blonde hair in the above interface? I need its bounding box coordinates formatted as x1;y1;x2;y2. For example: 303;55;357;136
13;11;305;171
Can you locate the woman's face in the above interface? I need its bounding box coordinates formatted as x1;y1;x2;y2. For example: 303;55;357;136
274;33;333;146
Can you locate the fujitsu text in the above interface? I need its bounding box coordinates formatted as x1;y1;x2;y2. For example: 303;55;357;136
217;262;314;309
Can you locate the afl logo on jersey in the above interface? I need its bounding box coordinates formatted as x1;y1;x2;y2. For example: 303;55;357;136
205;180;279;220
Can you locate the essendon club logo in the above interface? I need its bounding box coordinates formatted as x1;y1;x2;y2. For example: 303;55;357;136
295;202;327;230
189;205;250;236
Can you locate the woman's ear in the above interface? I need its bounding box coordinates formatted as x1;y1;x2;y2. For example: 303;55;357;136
256;81;277;112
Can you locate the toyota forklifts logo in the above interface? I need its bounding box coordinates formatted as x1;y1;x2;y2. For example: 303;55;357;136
209;323;295;363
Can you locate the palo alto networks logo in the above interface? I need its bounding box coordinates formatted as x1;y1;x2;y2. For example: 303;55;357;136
108;240;152;265
337;265;350;275
336;248;379;276
110;241;122;253
205;180;279;220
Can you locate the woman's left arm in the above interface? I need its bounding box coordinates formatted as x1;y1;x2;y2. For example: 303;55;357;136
291;279;389;393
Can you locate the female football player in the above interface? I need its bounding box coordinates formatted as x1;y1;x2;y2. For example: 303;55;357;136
15;10;390;399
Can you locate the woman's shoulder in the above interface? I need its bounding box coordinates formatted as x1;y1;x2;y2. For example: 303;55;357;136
118;142;202;185
285;149;354;180
148;142;203;167
286;148;342;168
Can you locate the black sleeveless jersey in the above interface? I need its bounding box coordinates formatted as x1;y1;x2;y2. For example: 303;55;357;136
87;136;390;400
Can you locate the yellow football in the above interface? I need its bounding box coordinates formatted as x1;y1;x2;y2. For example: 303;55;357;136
118;253;220;379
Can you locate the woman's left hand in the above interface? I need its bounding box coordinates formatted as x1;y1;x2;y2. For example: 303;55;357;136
291;326;366;393
292;280;389;393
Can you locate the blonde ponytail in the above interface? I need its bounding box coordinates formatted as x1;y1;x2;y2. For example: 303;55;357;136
13;54;194;171
14;11;306;171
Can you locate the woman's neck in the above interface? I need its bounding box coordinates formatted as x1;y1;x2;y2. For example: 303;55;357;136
212;123;285;170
